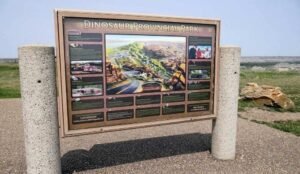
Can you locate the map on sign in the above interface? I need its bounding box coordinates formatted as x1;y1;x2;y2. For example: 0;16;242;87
105;35;186;95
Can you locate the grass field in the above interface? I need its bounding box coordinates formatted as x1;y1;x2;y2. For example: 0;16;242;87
0;63;20;98
239;70;300;112
268;120;300;136
238;69;300;135
254;120;300;136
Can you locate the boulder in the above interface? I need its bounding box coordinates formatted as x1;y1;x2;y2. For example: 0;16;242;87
240;83;295;110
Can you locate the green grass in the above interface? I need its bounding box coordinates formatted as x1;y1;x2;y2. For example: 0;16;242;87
238;99;259;111
254;120;300;136
0;64;299;113
0;63;20;98
239;70;300;112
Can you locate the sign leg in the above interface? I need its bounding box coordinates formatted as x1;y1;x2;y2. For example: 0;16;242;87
211;46;241;160
19;45;61;173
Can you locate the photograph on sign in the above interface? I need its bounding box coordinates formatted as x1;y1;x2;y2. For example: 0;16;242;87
188;46;212;59
71;76;103;97
188;61;211;80
71;60;103;74
188;36;212;59
69;43;103;61
105;34;186;95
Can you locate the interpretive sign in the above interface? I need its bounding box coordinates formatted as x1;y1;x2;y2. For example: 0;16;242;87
55;10;220;136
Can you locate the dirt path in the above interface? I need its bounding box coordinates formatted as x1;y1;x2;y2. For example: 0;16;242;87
239;108;300;122
1;99;299;174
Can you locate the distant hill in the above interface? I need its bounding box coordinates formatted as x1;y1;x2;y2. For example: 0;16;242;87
1;56;300;64
241;56;300;71
241;56;300;63
0;58;18;63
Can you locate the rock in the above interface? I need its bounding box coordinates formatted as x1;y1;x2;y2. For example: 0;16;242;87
240;83;295;110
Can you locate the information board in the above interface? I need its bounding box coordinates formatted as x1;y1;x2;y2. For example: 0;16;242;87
55;10;220;136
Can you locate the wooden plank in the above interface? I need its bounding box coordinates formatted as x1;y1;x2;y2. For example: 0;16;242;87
64;115;216;136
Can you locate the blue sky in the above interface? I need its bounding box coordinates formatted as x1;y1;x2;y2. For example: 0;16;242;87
0;0;299;57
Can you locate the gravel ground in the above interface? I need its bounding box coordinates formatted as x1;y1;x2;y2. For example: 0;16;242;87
0;99;299;174
239;108;300;122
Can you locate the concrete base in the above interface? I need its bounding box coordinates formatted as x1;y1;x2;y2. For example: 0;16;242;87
19;45;61;173
211;46;241;160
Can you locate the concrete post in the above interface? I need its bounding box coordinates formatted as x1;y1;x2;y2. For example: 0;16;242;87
211;46;241;160
19;45;61;173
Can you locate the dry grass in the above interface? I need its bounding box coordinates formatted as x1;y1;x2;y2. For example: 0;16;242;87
0;63;20;98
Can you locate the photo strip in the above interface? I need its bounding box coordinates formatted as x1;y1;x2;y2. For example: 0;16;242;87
188;61;211;80
71;76;103;97
71;60;103;74
69;43;103;61
188;36;212;59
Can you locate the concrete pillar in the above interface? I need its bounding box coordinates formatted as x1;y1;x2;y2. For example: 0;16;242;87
19;45;61;173
211;46;241;160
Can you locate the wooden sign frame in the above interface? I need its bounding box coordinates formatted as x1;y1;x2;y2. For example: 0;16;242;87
54;9;220;137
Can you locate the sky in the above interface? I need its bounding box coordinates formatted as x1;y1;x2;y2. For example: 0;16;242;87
0;0;299;57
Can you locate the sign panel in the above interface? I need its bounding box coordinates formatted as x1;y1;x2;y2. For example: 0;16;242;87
55;10;220;136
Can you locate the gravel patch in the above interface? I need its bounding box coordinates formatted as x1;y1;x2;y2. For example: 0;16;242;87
239;108;300;122
1;99;299;174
